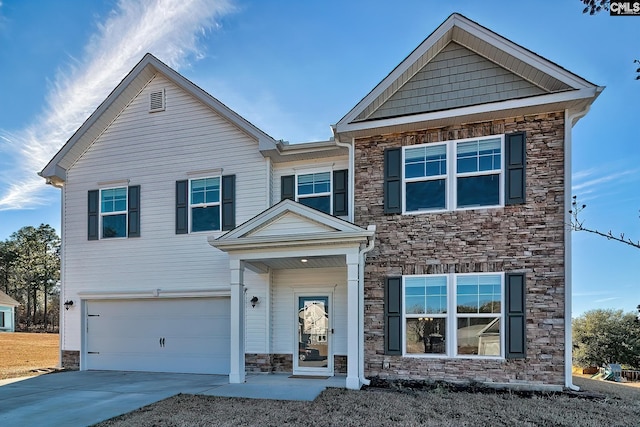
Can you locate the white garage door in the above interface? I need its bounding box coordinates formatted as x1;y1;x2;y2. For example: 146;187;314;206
85;298;230;374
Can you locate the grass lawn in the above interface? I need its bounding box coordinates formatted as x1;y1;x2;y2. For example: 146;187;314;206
0;332;59;380
96;375;640;427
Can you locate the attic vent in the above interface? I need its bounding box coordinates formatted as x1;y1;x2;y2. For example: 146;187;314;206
149;89;165;112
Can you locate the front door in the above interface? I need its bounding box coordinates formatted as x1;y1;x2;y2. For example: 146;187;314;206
294;295;331;375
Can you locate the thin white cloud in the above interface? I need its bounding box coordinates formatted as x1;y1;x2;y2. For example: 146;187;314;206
593;296;621;303
572;167;640;193
0;0;233;211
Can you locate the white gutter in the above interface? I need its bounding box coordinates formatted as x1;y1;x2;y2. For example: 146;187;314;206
333;138;355;223
358;225;376;386
564;106;591;391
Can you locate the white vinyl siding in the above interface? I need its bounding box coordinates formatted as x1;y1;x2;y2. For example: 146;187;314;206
61;75;268;350
272;157;348;203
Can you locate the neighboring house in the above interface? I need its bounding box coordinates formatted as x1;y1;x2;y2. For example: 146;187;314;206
40;14;602;390
0;290;20;332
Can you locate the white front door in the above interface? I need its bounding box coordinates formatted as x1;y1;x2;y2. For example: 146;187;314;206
293;294;332;375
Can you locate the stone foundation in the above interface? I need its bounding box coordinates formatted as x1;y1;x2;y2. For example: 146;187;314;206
334;355;347;374
245;353;347;374
244;353;293;373
61;350;80;370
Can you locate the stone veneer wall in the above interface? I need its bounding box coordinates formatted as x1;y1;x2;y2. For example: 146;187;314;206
355;112;566;386
245;353;293;373
62;350;80;370
245;353;346;374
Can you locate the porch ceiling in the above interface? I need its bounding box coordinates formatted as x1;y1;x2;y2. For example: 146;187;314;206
247;255;345;271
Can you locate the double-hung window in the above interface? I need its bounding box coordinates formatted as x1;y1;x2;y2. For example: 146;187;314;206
402;135;503;213
190;177;221;232
296;172;331;214
456;138;501;208
404;144;447;212
403;273;503;358
100;187;127;238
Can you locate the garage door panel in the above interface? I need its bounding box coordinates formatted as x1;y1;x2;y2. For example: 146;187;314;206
85;298;230;375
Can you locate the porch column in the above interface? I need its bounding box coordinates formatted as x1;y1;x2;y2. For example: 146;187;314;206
346;251;360;390
229;258;245;383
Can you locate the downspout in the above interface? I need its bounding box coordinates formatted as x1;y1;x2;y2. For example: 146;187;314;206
358;226;376;386
334;135;373;386
564;106;590;391
333;138;355;223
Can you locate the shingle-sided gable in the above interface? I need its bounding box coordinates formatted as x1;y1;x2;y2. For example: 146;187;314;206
360;42;549;121
334;13;603;139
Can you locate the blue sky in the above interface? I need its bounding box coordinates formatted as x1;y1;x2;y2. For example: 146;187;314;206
0;0;637;316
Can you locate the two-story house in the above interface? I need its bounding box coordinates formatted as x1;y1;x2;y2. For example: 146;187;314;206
41;14;602;391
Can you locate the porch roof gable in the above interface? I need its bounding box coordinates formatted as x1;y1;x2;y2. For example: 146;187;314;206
209;199;373;252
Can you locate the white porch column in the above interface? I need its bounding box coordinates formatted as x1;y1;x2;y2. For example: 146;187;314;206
346;251;360;390
229;258;245;384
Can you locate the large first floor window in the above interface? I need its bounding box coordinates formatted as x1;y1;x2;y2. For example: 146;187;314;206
403;135;503;213
404;273;503;358
100;187;127;238
190;177;221;232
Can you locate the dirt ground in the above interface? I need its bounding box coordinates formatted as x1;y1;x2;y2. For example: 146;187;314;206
95;376;640;427
0;332;59;379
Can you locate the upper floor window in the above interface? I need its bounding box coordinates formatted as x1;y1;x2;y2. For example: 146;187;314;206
190;177;221;232
88;185;140;240
297;172;331;214
100;187;127;238
402;135;504;213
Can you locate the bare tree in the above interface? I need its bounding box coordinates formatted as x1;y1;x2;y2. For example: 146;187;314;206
580;0;639;79
569;196;640;250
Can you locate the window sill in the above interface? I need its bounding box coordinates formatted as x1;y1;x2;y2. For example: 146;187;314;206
402;353;505;361
403;204;504;215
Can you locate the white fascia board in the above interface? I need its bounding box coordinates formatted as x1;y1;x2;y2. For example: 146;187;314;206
217;199;367;241
337;15;455;127
210;231;373;252
151;57;277;152
453;18;595;90
336;88;601;136
40;55;158;182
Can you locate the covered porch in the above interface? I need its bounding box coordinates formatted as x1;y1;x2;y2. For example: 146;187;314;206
209;200;375;390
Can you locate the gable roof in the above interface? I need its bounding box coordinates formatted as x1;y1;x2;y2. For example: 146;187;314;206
0;290;20;307
40;53;278;186
334;13;604;139
209;199;373;252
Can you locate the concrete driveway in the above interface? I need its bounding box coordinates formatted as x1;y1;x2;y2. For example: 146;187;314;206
0;371;346;426
0;371;228;426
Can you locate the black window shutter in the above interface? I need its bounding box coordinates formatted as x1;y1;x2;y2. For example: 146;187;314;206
385;277;403;355
128;185;141;237
88;190;99;241
175;180;188;234
281;175;295;201
222;175;236;231
505;132;526;205
333;169;348;216
384;148;402;214
505;272;527;359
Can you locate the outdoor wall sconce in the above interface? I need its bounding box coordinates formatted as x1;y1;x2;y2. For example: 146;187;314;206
250;296;259;308
64;300;74;310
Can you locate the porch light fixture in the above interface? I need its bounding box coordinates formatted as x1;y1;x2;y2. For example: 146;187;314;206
64;300;74;310
300;258;308;263
250;296;259;308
